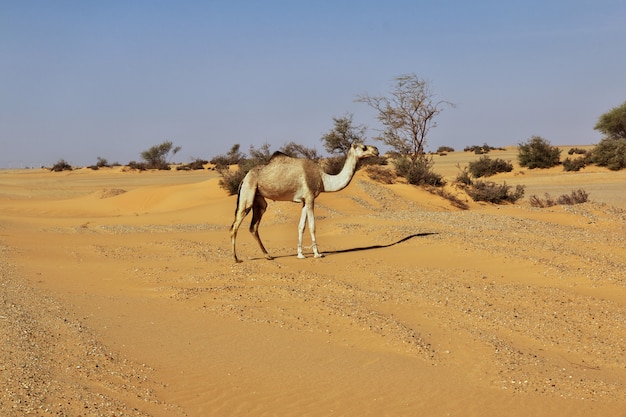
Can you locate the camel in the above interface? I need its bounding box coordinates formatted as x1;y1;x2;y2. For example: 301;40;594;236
230;143;379;262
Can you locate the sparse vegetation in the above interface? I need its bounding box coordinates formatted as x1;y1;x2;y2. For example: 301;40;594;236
357;73;452;187
464;180;525;203
468;155;513;177
210;144;245;169
217;144;276;195
590;137;626;170
50;159;72;172
126;160;147;171
517;136;561;169
529;189;589;207
394;155;444;186
436;146;455;153
463;144;505;154
176;158;208;171
139;140;181;170
321;113;366;155
88;156;110;170
562;154;591;172
279;142;321;161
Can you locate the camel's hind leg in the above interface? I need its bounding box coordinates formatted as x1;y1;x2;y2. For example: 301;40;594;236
250;194;272;260
230;182;255;263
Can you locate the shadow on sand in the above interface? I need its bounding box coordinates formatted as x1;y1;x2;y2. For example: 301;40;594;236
323;232;438;256
256;232;438;261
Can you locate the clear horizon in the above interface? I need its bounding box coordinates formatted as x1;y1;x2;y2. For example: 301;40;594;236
1;1;625;168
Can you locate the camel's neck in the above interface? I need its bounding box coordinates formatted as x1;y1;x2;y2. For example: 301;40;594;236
321;151;359;192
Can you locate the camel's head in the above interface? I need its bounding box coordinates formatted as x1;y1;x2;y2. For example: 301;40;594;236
351;143;379;159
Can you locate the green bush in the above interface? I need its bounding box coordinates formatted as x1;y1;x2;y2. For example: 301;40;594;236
140;141;180;170
465;180;525;203
562;155;590;172
394;155;444;186
518;136;561;169
590;137;626;170
468;155;513;177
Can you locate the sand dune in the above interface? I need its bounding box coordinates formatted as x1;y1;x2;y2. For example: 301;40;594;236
1;149;625;416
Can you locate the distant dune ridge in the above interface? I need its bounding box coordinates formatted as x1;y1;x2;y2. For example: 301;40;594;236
0;148;624;416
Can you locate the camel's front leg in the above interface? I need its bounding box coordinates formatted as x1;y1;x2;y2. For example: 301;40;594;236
306;204;323;258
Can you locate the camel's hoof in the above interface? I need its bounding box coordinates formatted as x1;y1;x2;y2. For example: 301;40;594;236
265;255;274;261
314;253;325;258
297;254;306;259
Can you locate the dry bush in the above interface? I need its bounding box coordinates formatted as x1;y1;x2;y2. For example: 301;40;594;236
465;180;525;203
529;189;589;208
177;158;208;171
468;155;513;177
50;159;72;172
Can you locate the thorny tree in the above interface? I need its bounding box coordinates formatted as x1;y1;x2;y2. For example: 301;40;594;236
357;74;452;161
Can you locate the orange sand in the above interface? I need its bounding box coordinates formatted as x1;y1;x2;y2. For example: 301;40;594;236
1;147;624;416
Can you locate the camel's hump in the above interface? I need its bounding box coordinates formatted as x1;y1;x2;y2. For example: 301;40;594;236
269;151;289;160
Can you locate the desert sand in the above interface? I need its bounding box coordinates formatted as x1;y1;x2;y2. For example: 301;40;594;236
1;147;625;416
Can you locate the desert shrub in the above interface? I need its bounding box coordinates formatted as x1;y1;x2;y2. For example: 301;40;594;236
217;156;265;195
140;140;180;170
177;158;208;171
464;144;505;154
568;147;587;155
437;146;455;153
211;144;245;169
590;137;626;170
88;156;110;170
465;180;525;203
518;136;561;169
454;165;473;186
468;155;513;177
394;155;444;186
279;141;321;161
562;156;590;172
218;167;247;195
127;160;147;171
50;159;72;172
558;189;590;205
365;165;396;184
530;189;589;208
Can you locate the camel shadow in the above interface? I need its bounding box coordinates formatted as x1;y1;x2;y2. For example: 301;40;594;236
256;232;438;261
323;232;438;256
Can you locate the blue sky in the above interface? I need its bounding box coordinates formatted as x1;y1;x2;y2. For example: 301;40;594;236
1;1;625;168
